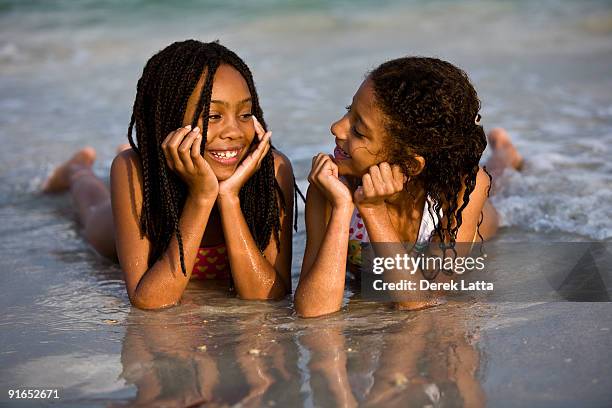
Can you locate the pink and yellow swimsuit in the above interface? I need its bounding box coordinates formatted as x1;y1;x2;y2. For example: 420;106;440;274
191;243;231;280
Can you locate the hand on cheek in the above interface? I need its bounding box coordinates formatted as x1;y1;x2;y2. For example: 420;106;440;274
308;153;353;209
218;116;271;199
161;125;219;202
354;162;406;209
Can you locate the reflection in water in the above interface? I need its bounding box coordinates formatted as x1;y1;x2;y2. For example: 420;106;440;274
116;295;485;407
117;310;218;407
300;307;486;408
115;281;303;407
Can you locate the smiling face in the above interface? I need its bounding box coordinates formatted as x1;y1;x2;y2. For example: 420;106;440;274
183;63;256;181
330;77;390;177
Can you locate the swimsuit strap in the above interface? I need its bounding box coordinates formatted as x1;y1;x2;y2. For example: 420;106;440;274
416;197;441;246
349;196;441;246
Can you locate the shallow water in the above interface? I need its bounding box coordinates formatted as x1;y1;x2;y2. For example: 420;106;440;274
1;0;612;406
2;252;611;406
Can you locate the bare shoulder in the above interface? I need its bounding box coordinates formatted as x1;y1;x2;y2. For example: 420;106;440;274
111;148;142;177
272;149;293;178
110;148;145;211
272;149;294;191
472;167;492;200
110;148;145;189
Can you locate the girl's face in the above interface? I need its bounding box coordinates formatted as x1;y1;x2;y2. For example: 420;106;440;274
331;78;389;177
183;64;256;181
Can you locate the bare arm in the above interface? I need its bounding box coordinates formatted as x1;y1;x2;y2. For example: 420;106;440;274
357;165;491;309
218;150;294;299
295;154;354;318
112;126;219;309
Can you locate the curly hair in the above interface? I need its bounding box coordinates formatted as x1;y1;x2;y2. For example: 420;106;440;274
127;40;288;276
369;57;491;249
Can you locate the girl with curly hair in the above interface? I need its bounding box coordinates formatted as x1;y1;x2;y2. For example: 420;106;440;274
295;57;522;317
43;40;295;309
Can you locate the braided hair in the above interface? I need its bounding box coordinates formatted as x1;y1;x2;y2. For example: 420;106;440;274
127;40;285;276
369;57;491;251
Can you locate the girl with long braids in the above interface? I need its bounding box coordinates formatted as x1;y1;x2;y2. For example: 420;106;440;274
42;40;295;309
295;57;523;317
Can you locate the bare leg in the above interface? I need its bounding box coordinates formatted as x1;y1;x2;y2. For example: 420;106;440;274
43;147;116;259
484;127;523;192
479;128;524;240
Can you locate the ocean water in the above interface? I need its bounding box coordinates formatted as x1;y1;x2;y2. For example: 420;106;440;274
1;0;611;406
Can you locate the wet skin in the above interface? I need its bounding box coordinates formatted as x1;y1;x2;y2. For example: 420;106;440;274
295;77;495;317
112;63;294;309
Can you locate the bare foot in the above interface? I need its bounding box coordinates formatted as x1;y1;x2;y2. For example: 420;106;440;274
42;147;97;193
116;143;131;154
487;128;523;170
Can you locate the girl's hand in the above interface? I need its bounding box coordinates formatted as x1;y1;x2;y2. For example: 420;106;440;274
354;162;406;210
218;116;271;199
308;153;353;209
162;125;219;202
